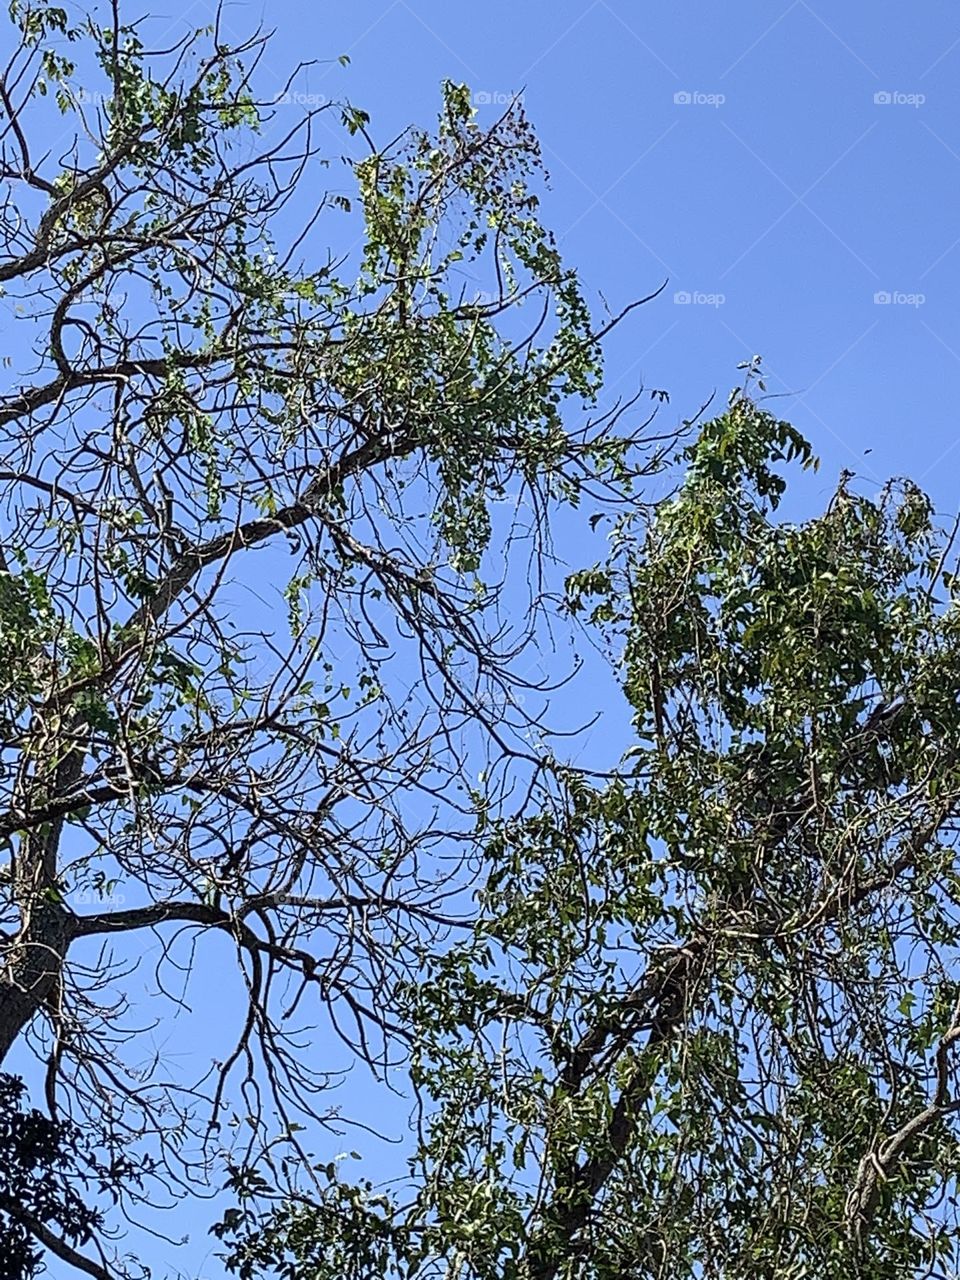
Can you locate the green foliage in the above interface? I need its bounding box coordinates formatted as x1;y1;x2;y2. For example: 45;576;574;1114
220;386;960;1278
0;1073;102;1280
0;5;666;1277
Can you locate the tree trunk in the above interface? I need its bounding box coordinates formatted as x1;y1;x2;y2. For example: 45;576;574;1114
0;900;73;1063
0;745;82;1065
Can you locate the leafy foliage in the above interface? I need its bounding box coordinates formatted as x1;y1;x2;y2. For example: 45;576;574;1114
219;379;960;1278
0;2;665;1275
0;1073;101;1280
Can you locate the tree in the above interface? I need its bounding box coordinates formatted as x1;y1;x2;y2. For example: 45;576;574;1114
0;2;666;1274
218;375;960;1279
0;1072;102;1280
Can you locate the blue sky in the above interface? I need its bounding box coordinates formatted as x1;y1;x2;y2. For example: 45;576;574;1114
222;0;960;513
14;2;960;1275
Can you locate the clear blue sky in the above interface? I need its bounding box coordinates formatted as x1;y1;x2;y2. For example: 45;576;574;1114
228;0;960;513
21;2;960;1275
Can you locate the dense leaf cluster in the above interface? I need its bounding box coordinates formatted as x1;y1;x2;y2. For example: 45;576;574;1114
219;382;960;1279
0;1074;101;1280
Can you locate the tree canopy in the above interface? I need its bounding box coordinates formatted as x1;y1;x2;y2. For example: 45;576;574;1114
0;1072;102;1280
7;4;959;1280
218;383;960;1280
0;1;667;1274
